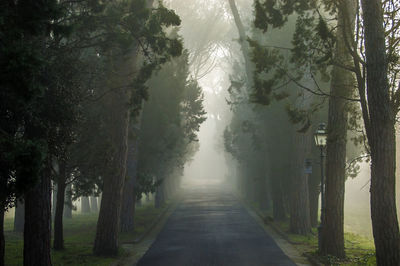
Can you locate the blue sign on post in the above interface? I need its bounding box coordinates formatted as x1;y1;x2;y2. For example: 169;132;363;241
304;159;312;174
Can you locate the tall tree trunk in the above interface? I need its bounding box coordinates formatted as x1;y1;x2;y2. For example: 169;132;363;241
90;197;98;213
155;181;165;209
54;161;66;250
93;49;136;256
228;0;254;88
97;193;102;209
93;91;130;256
52;185;57;219
63;184;72;219
14;201;25;233
289;132;312;235
81;197;90;213
24;163;52;266
321;0;357;258
120;127;139;232
259;175;270;210
271;176;287;221
361;0;400;264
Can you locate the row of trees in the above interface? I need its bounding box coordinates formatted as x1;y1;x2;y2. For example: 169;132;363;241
224;0;400;265
0;0;205;265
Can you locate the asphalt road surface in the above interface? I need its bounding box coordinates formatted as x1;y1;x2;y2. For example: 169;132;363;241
137;184;296;266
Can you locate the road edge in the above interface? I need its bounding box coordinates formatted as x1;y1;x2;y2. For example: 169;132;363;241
113;197;181;266
239;198;314;266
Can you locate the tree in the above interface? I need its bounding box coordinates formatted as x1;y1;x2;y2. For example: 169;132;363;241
138;49;206;208
321;0;357;257
81;197;91;213
360;0;400;264
14;202;24;233
93;0;182;255
0;0;74;264
120;120;140;232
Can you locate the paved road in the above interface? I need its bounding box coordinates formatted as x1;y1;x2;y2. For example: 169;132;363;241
137;184;296;266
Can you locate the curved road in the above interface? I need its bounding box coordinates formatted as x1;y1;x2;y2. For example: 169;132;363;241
137;184;297;266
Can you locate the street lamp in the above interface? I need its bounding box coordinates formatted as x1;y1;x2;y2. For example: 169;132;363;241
314;123;327;252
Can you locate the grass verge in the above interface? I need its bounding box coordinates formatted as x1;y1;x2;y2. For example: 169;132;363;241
4;202;167;266
250;202;376;265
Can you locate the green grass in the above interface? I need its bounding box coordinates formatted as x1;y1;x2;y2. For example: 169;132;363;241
4;201;166;266
271;220;376;265
246;198;377;266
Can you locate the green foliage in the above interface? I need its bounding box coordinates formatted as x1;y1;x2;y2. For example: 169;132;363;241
137;49;206;189
250;0;335;115
0;0;74;208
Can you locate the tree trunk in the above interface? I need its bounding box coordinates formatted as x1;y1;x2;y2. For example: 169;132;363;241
52;185;57;219
93;48;136;256
259;175;270;210
14;201;25;233
93;93;130;256
24;164;52;266
63;184;72;219
90;197;98;213
120;129;139;232
228;0;254;88
98;193;102;209
361;0;400;264
54;161;66;250
271;176;287;221
155;183;164;209
81;197;90;213
321;1;357;258
289;132;312;235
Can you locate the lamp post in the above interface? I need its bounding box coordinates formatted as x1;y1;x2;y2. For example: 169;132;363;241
314;123;327;252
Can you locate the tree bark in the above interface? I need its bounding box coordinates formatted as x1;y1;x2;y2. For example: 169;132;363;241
155;181;165;209
259;175;271;210
361;0;400;265
271;176;287;221
81;197;90;213
93;48;136;256
120;129;139;232
228;0;254;88
93;90;130;256
14;201;25;233
63;184;72;219
24;164;52;266
321;0;357;258
52;185;57;219
90;197;98;213
289;132;312;235
54;161;66;250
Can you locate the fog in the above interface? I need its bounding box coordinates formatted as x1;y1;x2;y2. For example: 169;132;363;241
168;0;380;241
